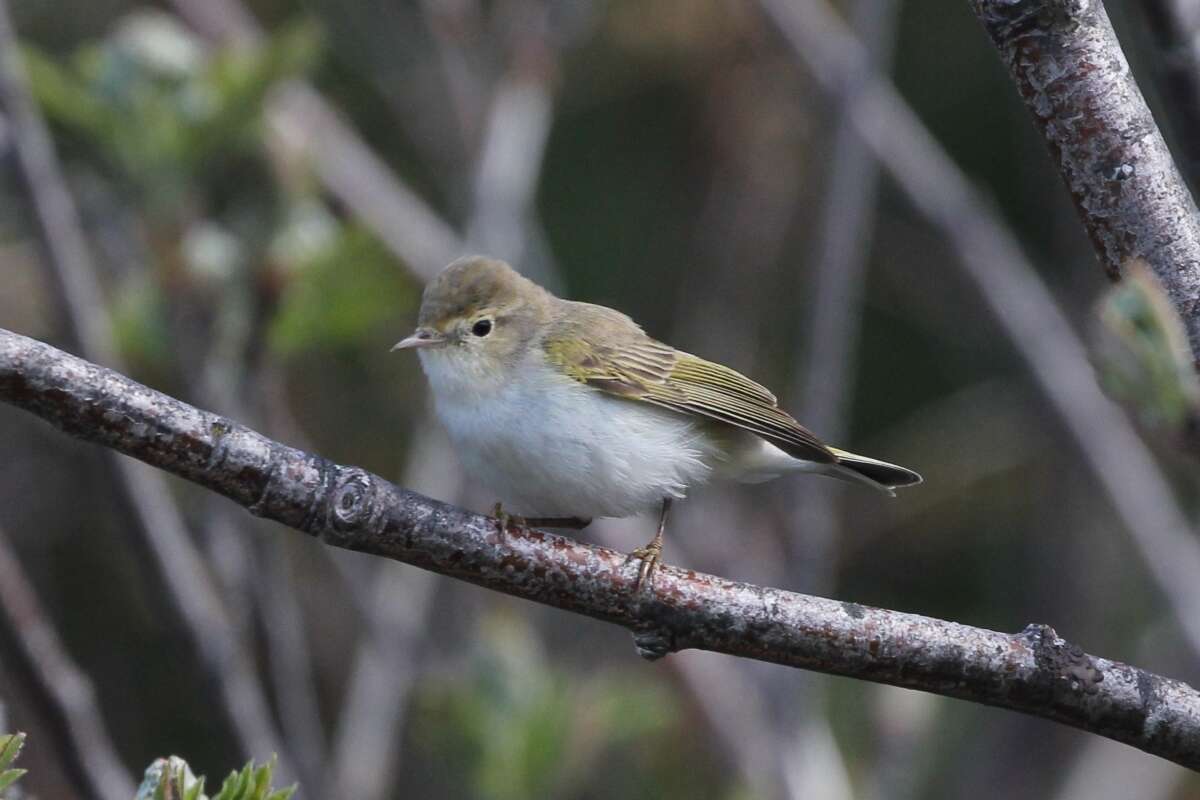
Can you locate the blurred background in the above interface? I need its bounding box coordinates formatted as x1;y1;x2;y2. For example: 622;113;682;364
1;0;1199;798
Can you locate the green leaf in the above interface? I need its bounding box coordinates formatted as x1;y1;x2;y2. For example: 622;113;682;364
0;769;27;794
21;45;116;141
0;733;24;771
137;756;205;800
1096;258;1200;431
0;732;26;796
177;19;322;168
212;764;249;800
269;222;415;354
184;775;207;800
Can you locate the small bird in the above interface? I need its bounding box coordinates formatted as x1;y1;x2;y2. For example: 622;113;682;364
394;256;921;586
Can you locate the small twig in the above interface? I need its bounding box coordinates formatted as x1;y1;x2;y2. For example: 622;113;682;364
0;5;293;773
760;0;1200;666
970;0;1200;361
4;329;1200;770
0;528;135;800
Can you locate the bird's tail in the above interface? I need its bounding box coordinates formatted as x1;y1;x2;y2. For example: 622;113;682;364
819;447;923;497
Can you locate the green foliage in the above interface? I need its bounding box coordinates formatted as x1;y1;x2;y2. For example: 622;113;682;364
23;11;321;213
1096;259;1200;431
22;8;413;365
269;215;415;354
136;754;295;800
0;733;27;797
414;611;679;800
111;270;173;371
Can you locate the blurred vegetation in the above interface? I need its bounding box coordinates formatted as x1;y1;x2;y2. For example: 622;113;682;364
1;1;1199;799
1096;259;1200;439
136;754;294;800
409;611;738;799
0;733;26;798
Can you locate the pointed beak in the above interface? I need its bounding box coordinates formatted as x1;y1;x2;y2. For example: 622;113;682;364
391;328;447;351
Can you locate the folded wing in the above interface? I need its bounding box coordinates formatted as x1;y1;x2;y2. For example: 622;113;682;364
543;303;836;464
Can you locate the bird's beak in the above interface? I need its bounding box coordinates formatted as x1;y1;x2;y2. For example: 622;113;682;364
391;328;447;351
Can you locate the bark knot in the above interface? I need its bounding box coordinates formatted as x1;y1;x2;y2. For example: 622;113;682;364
976;0;1091;43
330;467;376;532
1024;623;1103;694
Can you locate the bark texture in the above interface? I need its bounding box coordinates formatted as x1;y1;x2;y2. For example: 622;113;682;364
971;0;1200;360
3;327;1200;769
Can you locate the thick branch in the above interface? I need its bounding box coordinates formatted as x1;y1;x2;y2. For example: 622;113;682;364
3;329;1200;769
0;0;293;771
762;0;1200;666
969;0;1200;360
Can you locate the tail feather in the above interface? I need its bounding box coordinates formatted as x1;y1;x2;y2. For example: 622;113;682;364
825;447;923;496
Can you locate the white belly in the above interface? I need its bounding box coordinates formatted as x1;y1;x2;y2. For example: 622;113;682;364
421;355;716;518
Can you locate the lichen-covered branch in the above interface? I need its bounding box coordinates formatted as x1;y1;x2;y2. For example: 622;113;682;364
3;329;1200;769
969;0;1200;361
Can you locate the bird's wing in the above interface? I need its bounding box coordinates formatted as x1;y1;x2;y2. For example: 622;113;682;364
543;303;835;463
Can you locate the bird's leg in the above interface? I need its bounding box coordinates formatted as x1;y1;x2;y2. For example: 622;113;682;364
630;497;672;590
521;516;592;530
492;504;591;535
492;502;525;537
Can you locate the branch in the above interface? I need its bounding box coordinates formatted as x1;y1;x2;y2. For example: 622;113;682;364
0;0;293;771
969;0;1200;361
761;0;1200;666
3;329;1200;770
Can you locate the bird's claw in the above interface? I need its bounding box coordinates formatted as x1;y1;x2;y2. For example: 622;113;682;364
492;502;526;538
629;541;663;591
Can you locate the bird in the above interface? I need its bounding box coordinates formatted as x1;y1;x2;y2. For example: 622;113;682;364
394;255;921;587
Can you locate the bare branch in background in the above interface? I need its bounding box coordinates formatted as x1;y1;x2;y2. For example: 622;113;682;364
970;0;1200;361
166;0;465;279
760;0;1200;665
776;0;904;796
792;0;899;445
0;528;135;800
1138;0;1200;190
466;76;555;278
329;560;437;800
4;330;1200;771
0;2;293;774
420;0;488;157
328;411;452;800
256;553;327;786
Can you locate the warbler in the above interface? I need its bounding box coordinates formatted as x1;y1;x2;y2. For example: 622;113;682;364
394;256;921;585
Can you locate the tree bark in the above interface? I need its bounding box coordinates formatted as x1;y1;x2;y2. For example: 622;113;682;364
3;327;1200;770
970;0;1200;361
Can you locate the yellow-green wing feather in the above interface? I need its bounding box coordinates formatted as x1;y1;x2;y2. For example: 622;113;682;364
543;302;835;463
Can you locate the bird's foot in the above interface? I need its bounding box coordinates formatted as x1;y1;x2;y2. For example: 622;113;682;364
523;516;592;530
628;538;663;591
492;502;526;538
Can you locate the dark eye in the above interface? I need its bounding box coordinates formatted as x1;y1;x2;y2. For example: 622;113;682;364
471;319;493;337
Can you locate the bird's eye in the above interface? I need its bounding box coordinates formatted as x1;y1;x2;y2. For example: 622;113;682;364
471;319;493;337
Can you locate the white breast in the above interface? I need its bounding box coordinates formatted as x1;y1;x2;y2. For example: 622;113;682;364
419;350;716;519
